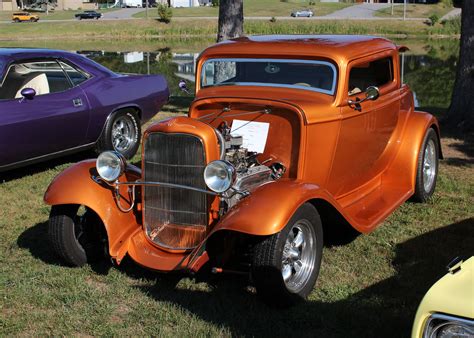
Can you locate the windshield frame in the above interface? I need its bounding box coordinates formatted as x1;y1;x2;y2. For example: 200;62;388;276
200;57;338;96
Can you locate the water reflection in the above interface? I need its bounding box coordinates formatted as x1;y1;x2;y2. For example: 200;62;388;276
71;39;458;110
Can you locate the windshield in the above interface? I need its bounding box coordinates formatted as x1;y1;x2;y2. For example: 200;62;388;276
201;58;337;95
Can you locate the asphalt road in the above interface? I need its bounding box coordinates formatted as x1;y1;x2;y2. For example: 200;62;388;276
0;4;434;24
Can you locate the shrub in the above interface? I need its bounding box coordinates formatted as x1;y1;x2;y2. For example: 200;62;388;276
428;14;439;26
211;0;219;6
157;4;172;23
270;16;276;23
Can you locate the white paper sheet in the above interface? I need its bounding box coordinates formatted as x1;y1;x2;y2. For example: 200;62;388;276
230;120;270;154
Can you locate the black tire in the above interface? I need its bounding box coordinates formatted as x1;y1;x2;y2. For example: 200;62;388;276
14;18;20;23
96;109;141;159
48;205;106;267
412;128;439;203
252;203;323;307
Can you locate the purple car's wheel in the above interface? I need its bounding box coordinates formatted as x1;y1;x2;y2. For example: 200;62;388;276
96;109;140;159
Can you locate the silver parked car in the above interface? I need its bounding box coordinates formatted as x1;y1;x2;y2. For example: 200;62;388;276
290;9;314;17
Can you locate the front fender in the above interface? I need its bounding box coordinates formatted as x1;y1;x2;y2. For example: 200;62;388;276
44;159;141;262
211;179;339;236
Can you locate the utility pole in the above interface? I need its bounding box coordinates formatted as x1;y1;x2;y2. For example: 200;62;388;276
145;0;148;19
403;0;407;21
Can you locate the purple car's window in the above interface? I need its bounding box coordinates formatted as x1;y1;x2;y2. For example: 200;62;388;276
201;58;337;95
58;61;89;86
0;60;72;100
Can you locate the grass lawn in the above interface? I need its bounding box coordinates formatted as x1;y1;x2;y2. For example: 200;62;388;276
0;18;460;40
0;106;472;336
134;0;351;18
375;3;454;19
0;8;118;21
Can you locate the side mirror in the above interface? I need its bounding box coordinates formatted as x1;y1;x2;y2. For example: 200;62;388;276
365;86;380;101
348;86;379;111
20;88;36;100
178;80;190;94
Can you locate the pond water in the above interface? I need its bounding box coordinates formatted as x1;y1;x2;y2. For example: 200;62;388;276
2;38;460;111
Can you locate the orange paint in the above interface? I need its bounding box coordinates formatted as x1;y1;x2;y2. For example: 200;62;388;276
44;36;440;272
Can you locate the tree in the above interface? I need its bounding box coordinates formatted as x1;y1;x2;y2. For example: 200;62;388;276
447;2;474;130
217;0;243;42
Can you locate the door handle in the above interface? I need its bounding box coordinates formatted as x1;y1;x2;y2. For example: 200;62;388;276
73;98;83;107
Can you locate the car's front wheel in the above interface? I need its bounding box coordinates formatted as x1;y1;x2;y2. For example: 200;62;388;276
48;205;107;267
412;128;439;202
96;109;141;159
252;203;323;306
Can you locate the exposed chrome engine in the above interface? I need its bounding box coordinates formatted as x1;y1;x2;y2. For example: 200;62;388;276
217;122;285;210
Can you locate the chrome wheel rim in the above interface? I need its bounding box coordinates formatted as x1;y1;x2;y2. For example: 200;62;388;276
281;220;316;293
423;139;437;193
112;116;135;153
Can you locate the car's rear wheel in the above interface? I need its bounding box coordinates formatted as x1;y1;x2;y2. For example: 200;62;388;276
14;18;20;22
96;109;141;159
412;128;439;202
252;203;323;307
48;205;107;267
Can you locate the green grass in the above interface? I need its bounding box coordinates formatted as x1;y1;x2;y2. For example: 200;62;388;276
133;0;351;18
375;3;453;19
0;18;461;41
0;8;118;21
0;108;473;335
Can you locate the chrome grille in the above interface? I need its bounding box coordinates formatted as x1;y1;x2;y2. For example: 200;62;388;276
144;132;207;249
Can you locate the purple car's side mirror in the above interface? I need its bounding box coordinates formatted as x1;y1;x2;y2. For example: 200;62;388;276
20;88;36;100
178;80;190;94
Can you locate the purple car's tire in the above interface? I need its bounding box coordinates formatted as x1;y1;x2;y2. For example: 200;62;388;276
48;205;106;267
96;109;141;159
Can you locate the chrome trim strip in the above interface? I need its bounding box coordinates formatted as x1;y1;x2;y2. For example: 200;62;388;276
92;176;219;196
201;57;338;95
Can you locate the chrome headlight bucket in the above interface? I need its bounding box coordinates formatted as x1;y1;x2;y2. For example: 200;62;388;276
203;160;236;193
96;151;126;182
423;314;474;338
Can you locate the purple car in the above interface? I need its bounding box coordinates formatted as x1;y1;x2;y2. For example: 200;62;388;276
0;48;169;171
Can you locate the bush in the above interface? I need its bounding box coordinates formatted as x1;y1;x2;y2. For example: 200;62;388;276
211;0;219;6
428;14;439;26
270;16;276;23
157;4;172;23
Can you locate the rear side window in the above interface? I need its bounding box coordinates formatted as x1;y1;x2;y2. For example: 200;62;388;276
348;57;393;96
58;61;89;86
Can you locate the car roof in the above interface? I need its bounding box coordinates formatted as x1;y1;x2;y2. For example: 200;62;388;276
199;35;397;65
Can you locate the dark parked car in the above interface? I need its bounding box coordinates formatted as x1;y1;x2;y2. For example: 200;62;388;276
0;48;169;171
75;10;102;20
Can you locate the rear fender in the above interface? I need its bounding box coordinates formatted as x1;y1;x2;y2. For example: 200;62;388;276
383;111;441;191
44;159;142;263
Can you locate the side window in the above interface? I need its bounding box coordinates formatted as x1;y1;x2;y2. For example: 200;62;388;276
58;61;90;86
0;60;73;100
348;57;393;96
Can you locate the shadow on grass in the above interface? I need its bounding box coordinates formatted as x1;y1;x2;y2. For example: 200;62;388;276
0;149;95;184
133;218;473;337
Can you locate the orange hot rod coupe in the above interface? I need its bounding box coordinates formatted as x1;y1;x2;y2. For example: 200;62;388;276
44;35;441;305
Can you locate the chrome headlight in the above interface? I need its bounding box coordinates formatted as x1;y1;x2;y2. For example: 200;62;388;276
96;151;126;182
423;314;474;338
203;160;236;193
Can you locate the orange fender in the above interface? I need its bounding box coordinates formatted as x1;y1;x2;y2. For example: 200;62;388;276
383;111;441;192
210;179;339;236
44;160;141;262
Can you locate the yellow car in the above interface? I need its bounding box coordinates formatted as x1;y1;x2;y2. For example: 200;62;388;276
12;12;39;22
412;256;474;337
